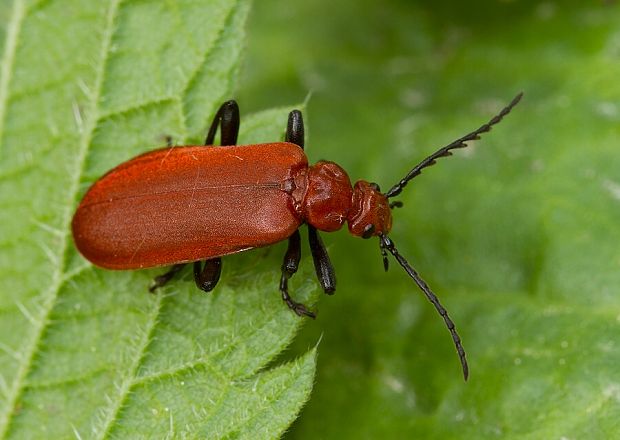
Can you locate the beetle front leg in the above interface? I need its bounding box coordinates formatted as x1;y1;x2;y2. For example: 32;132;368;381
285;108;335;296
280;229;315;318
194;258;222;292
285;109;304;148
308;225;336;294
205;100;240;146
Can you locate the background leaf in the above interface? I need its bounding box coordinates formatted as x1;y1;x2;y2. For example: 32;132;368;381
240;0;620;438
0;0;318;438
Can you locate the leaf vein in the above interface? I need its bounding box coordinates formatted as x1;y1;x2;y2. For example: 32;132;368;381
179;1;237;100
95;294;164;439
0;0;26;159
0;0;122;437
133;311;285;386
221;354;314;437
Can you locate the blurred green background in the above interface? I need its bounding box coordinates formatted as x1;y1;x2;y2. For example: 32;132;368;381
238;0;620;438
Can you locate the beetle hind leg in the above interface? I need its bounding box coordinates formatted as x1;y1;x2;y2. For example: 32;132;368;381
194;258;222;292
280;230;316;318
149;263;186;292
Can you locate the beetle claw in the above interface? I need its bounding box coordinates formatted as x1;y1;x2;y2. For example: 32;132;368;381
286;300;316;319
299;306;316;319
295;306;316;319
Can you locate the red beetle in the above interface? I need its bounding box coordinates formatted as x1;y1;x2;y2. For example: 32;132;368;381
72;94;522;379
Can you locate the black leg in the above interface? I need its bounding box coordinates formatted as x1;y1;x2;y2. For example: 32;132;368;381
308;225;336;294
150;100;240;292
285;108;337;296
280;230;315;318
194;101;239;290
205;100;240;146
194;258;222;292
186;100;238;292
149;263;185;292
286;110;304;147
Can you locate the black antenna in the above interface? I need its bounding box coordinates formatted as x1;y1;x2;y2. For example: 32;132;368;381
385;93;523;199
380;234;469;380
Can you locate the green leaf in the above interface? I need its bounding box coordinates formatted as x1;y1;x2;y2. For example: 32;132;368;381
241;1;620;439
0;1;317;438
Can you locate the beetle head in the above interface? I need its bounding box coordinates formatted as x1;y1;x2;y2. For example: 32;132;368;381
347;180;392;238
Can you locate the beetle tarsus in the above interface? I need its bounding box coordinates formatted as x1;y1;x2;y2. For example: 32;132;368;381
289;299;316;319
279;230;315;318
280;273;316;318
149;263;186;292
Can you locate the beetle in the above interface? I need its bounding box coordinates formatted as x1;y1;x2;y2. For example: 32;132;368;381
72;93;522;380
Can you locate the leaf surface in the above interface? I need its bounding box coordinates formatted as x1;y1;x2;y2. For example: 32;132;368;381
0;1;317;438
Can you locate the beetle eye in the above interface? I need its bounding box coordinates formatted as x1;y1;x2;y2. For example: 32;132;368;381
369;182;381;192
362;224;375;239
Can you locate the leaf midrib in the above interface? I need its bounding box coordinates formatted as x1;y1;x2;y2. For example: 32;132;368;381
0;0;24;160
0;1;121;437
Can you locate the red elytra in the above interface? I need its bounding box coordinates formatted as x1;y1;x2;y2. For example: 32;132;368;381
72;94;523;380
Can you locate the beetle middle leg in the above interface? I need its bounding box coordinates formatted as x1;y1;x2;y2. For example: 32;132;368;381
188;100;240;291
189;100;240;292
280;229;315;318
